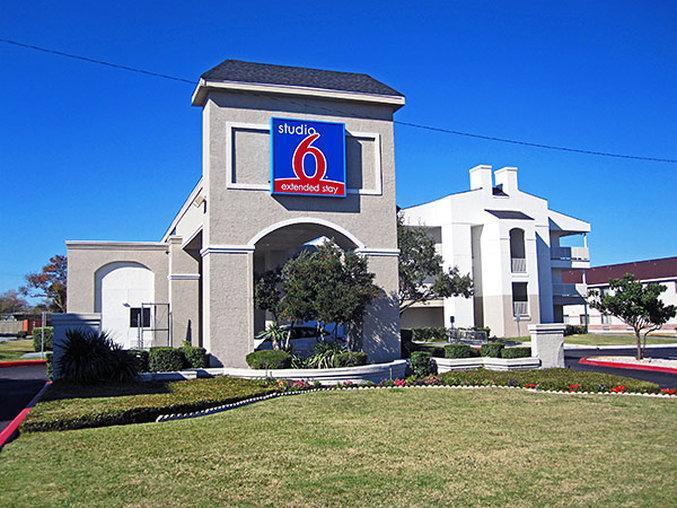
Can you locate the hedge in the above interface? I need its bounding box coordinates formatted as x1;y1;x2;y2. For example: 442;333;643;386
21;376;275;433
444;344;479;359
246;350;292;369
565;325;587;336
501;347;531;359
333;351;368;367
480;343;504;358
182;344;208;369
149;347;186;372
439;368;661;394
32;327;53;352
411;327;448;342
410;351;435;377
128;349;150;372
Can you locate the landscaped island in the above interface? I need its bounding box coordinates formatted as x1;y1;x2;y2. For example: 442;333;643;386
1;387;675;506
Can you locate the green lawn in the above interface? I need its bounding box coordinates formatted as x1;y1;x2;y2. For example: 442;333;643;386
0;339;34;361
1;389;675;506
512;333;677;346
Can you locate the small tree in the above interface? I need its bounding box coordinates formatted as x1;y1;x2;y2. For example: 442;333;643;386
253;269;286;350
21;254;67;312
589;274;676;360
0;290;29;315
397;213;473;315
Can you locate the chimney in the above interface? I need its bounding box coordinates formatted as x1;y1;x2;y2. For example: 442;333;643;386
469;164;492;192
494;166;518;195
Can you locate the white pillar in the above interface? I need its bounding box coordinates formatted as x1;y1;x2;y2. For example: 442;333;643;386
528;323;565;368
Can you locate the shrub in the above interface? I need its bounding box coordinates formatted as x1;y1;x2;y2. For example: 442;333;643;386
246;350;292;369
411;327;448;342
438;368;661;394
501;347;531;359
410;351;436;377
333;351;368;367
444;344;479;359
127;349;150;372
21;376;276;433
57;329;138;384
17;330;28;339
304;341;346;369
473;326;491;339
32;327;53;352
480;343;504;357
565;324;587;336
401;330;445;358
149;347;187;372
182;342;208;369
45;352;53;381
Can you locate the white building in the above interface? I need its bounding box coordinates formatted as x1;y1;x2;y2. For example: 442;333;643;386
401;164;590;338
563;257;677;335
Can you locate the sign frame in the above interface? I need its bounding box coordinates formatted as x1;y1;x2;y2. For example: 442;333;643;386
269;117;347;198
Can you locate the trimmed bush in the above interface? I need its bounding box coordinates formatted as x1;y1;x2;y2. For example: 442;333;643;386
333;351;368;368
45;352;53;381
501;347;531;359
565;325;587;336
401;330;445;358
127;349;150;372
410;351;435;377
438;368;661;394
246;350;292;369
32;327;53;352
474;326;491;339
480;343;505;357
58;329;138;384
411;327;448;342
182;343;208;369
444;344;479;359
21;376;276;433
149;347;187;372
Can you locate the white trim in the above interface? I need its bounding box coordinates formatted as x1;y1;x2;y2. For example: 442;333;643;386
168;273;201;281
66;241;167;252
224;122;383;196
201;245;256;257
181;227;203;249
161;179;204;242
355;247;400;257
192;78;405;108
246;218;365;249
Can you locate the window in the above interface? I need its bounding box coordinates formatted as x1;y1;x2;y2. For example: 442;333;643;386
579;314;589;326
130;307;151;328
601;314;611;325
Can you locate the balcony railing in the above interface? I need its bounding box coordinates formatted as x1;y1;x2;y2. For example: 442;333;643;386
511;257;527;273
552;283;581;297
513;301;529;317
551;246;589;261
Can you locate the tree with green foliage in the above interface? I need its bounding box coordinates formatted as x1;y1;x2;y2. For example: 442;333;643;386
397;213;473;315
588;274;676;360
254;242;379;352
21;254;67;312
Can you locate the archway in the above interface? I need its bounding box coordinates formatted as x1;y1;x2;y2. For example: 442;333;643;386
94;261;155;349
251;220;362;354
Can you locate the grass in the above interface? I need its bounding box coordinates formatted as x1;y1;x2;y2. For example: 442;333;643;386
1;388;675;506
21;376;275;432
0;338;34;361
511;333;677;346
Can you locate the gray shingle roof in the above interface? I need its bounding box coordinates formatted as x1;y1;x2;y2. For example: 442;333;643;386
200;59;403;97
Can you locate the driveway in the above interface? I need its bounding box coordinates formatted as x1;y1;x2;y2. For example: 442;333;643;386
0;364;47;432
565;346;677;388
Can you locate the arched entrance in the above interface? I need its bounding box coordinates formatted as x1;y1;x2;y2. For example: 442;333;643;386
251;220;362;351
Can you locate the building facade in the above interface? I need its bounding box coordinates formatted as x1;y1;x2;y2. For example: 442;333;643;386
66;60;405;367
563;257;677;335
401;165;591;338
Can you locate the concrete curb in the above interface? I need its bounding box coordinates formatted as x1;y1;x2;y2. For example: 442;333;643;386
579;356;677;375
155;383;676;424
0;359;47;368
0;381;51;448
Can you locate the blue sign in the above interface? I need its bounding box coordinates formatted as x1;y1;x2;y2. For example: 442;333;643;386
271;117;346;197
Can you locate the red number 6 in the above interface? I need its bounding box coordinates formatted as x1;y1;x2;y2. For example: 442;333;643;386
292;133;327;183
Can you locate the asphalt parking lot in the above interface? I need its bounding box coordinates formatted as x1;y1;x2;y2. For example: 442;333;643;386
566;346;677;387
0;364;47;433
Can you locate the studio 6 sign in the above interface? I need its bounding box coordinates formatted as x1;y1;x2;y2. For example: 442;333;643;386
270;118;346;197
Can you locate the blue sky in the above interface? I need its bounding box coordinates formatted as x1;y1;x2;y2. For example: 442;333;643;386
1;0;675;293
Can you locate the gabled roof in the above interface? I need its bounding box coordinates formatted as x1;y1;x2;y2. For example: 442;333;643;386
563;256;677;285
198;59;403;98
